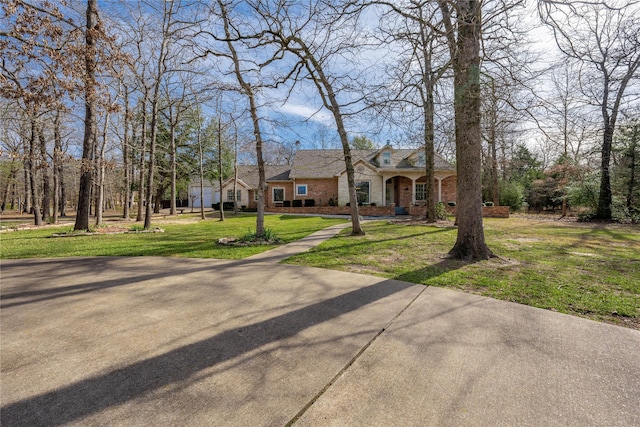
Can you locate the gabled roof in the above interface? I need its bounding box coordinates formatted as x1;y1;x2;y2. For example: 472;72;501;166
207;148;455;186
231;165;292;189
404;147;455;171
291;148;454;178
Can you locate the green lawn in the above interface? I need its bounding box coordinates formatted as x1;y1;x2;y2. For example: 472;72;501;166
0;214;347;259
283;217;640;329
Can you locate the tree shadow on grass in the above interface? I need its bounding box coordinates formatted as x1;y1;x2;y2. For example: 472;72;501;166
394;256;477;286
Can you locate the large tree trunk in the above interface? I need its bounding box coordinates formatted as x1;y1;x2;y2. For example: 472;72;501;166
196;112;205;219
446;0;493;260
22;160;31;214
37;123;51;223
169;113;177;216
95;108;109;225
137;99;147;222
52;111;62;223
28;116;43;226
122;87;131;220
74;0;98;231
596;122;614;220
626;124;638;213
218;117;225;221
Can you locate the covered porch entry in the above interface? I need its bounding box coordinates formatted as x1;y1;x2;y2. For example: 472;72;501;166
384;174;452;213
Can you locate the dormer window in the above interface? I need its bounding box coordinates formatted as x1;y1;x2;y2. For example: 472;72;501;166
416;152;425;166
382;151;391;165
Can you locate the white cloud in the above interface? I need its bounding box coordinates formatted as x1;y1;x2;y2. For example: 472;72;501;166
276;102;334;126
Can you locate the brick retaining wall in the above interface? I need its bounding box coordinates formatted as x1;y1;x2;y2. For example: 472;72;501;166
266;205;395;216
265;204;509;218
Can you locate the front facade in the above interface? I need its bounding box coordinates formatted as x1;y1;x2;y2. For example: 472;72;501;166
213;146;456;212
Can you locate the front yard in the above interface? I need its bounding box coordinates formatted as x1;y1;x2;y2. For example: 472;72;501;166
284;216;640;329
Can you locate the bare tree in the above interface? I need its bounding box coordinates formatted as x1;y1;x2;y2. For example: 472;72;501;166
244;0;367;235
375;1;451;222
206;0;270;236
72;0;101;230
1;1;80;225
540;0;640;220
438;0;494;260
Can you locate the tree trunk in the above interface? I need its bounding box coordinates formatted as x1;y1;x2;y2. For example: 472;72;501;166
29;117;43;226
95;108;109;226
218;117;225;221
52;111;62;223
419;16;437;223
218;0;264;235
446;0;493;260
22;156;31;214
58;157;66;217
596;122;614;220
169;113;177;216
196;111;205;219
122;87;131;220
37;123;51;223
424;95;437;222
74;0;98;231
313;60;364;235
626;124;639;214
136;99;147;222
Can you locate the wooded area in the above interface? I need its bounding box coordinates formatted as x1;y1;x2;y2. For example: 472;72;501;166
1;0;639;259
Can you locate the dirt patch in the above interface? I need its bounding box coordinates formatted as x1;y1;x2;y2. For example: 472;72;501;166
217;237;283;247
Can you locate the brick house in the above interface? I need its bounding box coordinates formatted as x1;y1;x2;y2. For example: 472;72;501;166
212;145;456;213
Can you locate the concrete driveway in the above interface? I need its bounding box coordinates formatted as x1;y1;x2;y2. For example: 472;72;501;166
1;225;639;426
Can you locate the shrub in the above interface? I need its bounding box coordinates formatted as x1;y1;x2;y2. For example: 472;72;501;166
240;226;280;242
499;181;525;211
566;175;599;211
577;211;597;222
435;202;448;220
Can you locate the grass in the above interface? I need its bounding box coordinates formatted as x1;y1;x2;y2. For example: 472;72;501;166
283;216;640;329
0;214;347;259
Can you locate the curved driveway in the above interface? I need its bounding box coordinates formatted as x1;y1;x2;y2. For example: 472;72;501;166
1;223;639;426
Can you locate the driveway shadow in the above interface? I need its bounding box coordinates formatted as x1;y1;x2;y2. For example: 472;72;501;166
1;279;414;426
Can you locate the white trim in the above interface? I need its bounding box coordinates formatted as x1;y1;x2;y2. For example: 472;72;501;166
272;187;285;203
355;179;371;204
295;184;308;197
334;159;378;177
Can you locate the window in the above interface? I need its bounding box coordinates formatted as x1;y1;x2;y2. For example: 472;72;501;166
416;152;425;166
296;184;308;196
227;190;241;201
355;181;370;204
415;183;426;201
382;151;391;165
273;187;285;202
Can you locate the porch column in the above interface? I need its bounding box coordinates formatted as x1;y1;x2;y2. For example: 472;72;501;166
382;174;387;206
411;177;417;205
292;178;296;201
436;177;443;202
